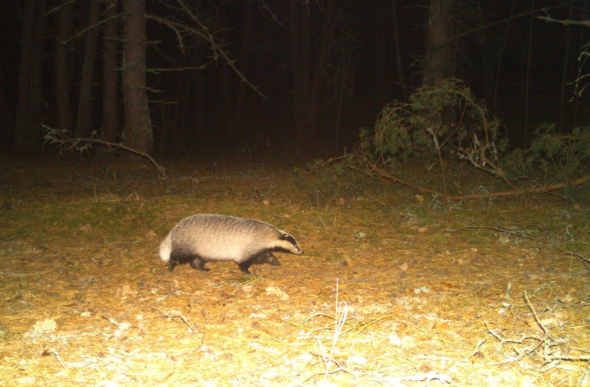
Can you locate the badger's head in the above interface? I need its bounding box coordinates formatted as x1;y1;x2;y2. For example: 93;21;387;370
275;231;303;255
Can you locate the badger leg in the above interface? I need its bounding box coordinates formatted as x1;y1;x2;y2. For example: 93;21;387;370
238;260;255;274
252;252;281;266
189;257;210;272
168;253;183;271
266;252;281;266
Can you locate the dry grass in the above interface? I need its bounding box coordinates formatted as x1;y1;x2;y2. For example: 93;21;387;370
0;153;589;386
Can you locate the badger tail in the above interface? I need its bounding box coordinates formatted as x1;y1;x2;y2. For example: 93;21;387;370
159;233;172;262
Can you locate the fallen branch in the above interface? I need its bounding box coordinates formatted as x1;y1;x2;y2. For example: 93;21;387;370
304;151;588;201
41;125;167;179
454;222;540;242
564;251;590;271
485;292;590;367
355;159;588;201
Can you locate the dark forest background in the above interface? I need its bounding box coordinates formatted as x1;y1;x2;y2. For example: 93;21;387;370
1;0;588;158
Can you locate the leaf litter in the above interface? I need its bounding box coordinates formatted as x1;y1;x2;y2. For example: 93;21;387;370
0;156;588;386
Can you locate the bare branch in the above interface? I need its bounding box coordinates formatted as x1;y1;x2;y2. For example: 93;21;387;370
453;5;567;41
61;13;124;45
537;14;590;28
146;65;209;74
145;0;267;99
145;14;190;56
43;0;78;18
257;0;283;26
41;125;167;179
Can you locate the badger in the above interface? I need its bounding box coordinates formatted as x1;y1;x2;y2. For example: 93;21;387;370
159;214;302;274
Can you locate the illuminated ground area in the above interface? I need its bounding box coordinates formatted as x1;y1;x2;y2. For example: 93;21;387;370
0;154;588;386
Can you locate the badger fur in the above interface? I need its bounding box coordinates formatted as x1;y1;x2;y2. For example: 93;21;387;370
159;214;302;274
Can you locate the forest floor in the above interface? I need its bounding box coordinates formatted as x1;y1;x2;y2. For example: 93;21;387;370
0;150;589;386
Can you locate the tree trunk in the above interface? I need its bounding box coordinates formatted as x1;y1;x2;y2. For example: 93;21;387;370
422;0;457;88
423;0;457;140
55;0;73;132
493;0;515;115
289;0;311;141
102;0;119;144
30;0;48;142
290;0;336;145
235;0;254;131
0;73;15;149
217;0;232;135
523;0;534;146
573;6;586;128
14;0;39;150
305;0;336;141
559;4;573;131
75;0;102;139
122;0;153;155
392;0;408;102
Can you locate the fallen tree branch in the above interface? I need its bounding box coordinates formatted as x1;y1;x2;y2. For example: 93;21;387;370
485;292;590;367
304;151;588;201
41;125;167;179
356;160;588;200
564;251;590;271
454;222;540;242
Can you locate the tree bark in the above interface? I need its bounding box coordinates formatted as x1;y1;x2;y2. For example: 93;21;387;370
55;0;73;132
289;0;336;145
217;0;232;135
30;0;48;144
493;0;515;115
75;0;102;139
559;4;573;131
0;73;14;148
392;0;408;101
423;0;457;88
289;0;311;141
305;0;336;139
102;0;119;144
523;0;534;147
573;5;586;128
14;0;39;150
235;0;254;130
122;0;153;155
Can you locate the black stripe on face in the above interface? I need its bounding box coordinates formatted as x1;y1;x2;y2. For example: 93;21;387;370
281;233;301;251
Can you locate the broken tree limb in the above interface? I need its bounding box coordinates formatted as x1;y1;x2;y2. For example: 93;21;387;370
352;160;588;201
41;125;167;179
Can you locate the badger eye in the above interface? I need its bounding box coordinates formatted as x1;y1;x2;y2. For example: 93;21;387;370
283;233;297;245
